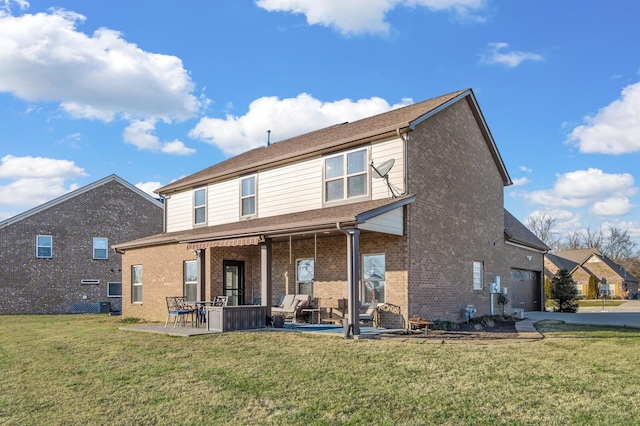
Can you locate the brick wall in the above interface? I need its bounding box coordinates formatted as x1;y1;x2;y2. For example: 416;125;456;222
0;179;163;314
122;232;409;325
406;98;509;322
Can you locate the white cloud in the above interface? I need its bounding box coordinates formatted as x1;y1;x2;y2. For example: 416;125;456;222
521;168;637;212
0;154;86;179
123;119;195;155
511;177;529;186
567;82;640;154
590;197;633;217
189;93;413;155
0;0;29;16
480;42;544;68
0;10;201;122
0;155;86;216
256;0;485;35
519;165;532;173
526;208;581;235
135;181;162;197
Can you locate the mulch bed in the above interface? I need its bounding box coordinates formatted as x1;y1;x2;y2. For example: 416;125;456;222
388;319;520;340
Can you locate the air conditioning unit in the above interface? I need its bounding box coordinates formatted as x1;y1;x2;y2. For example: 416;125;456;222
512;308;524;319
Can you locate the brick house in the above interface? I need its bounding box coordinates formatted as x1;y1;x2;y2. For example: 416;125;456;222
0;174;163;314
545;249;639;299
114;89;548;334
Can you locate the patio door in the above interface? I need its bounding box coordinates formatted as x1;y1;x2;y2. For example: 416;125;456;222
223;260;245;306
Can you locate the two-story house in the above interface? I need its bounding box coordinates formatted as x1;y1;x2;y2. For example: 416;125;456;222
0;174;164;314
114;89;548;334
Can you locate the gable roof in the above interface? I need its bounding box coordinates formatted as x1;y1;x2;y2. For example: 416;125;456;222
157;89;511;195
503;209;549;251
545;252;579;273
114;195;415;251
553;248;601;264
0;174;163;229
550;248;639;283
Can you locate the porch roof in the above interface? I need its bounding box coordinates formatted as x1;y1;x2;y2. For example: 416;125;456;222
113;195;415;252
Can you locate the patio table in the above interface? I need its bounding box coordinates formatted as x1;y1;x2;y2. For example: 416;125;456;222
189;301;215;327
302;308;322;324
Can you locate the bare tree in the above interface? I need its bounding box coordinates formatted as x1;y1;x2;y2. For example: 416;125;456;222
562;230;584;250
582;226;605;252
603;226;637;261
526;213;560;249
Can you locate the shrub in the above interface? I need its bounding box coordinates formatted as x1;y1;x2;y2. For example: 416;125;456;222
119;317;141;324
551;269;580;313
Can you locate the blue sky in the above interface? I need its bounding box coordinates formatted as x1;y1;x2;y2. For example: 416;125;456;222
1;0;640;245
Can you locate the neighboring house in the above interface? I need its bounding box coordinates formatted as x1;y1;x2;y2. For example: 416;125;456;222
114;89;548;334
0;175;164;314
545;249;639;299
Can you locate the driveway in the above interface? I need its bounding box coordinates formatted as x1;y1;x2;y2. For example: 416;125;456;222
525;299;640;329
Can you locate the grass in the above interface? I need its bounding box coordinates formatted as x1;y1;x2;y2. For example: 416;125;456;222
2;315;640;425
545;299;625;310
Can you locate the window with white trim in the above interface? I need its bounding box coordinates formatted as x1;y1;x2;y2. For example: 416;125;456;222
184;260;198;302
362;254;385;303
240;176;256;217
194;188;206;225
93;237;108;259
36;235;53;258
296;258;314;297
107;282;122;298
324;148;368;203
473;261;483;290
132;265;142;303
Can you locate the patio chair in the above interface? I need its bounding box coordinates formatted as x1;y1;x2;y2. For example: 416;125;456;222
271;294;311;323
359;300;378;327
213;296;228;306
165;296;195;328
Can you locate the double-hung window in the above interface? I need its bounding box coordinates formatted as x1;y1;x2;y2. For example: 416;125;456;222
132;265;143;303
296;258;314;297
240;176;256;217
473;261;484;290
324;148;368;203
93;237;108;259
362;254;385;303
184;260;198;302
194;188;206;225
36;235;53;258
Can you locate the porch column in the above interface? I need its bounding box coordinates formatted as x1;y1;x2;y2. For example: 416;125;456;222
261;240;272;316
345;228;361;336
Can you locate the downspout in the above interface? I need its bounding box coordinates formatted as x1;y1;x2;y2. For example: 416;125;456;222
397;128;410;328
160;194;170;233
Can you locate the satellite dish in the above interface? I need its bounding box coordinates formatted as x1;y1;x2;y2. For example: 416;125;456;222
371;158;395;179
370;158;403;198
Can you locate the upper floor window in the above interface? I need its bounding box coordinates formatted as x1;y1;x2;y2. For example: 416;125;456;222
36;235;52;258
324;148;368;203
194;188;206;225
93;237;108;260
241;176;256;217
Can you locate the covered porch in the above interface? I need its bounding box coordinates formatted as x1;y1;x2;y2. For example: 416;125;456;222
181;196;414;336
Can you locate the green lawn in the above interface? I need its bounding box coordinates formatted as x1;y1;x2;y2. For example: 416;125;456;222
2;315;640;425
